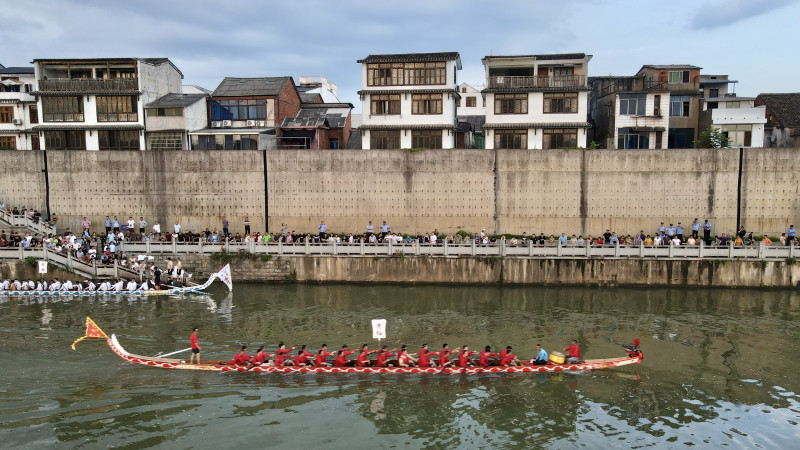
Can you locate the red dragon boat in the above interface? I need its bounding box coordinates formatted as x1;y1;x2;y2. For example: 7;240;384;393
73;318;643;374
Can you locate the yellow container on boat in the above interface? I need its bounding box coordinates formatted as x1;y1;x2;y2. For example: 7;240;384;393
549;351;565;365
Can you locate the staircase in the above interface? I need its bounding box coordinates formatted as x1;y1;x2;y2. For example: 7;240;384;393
0;209;57;236
0;246;139;281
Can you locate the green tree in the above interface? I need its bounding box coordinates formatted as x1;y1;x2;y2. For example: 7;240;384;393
696;126;730;148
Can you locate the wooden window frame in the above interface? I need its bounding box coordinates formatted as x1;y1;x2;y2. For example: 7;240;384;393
543;92;578;114
44;130;86;150
370;130;400;149
370;94;401;115
494;129;527;149
544;128;578;149
42;96;84;122
366;62;446;86
465;96;476;107
411;94;442;115
0;106;13;123
98;130;140;150
494;94;528;114
0;136;16;150
411;129;442;149
96;95;138;122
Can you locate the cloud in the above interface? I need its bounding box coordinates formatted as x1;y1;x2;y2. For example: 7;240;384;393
690;0;800;30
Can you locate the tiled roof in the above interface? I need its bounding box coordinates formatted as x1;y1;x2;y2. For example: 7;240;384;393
359;124;457;130
0;67;34;75
358;89;459;96
344;130;362;149
282;105;351;129
32;124;144;131
299;92;322;103
146;93;207;108
358;52;460;64
757;93;800;128
211;77;292;97
33;90;141;96
640;64;701;70
483;122;591;129
483;53;588;61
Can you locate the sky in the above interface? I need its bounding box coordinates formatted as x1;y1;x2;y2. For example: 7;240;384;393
1;0;798;112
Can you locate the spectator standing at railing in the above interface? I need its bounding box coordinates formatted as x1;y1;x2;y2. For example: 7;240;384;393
139;217;147;235
366;221;374;239
127;217;135;232
676;223;684;242
559;233;567;246
657;222;666;242
703;220;712;245
152;221;161;237
104;216;112;234
222;217;229;237
244;217;251;235
112;217;120;233
788;225;796;245
318;221;327;240
380;221;390;240
81;217;90;237
691;219;701;239
666;224;676;242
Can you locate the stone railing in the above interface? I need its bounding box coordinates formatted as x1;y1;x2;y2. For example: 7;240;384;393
0;209;57;235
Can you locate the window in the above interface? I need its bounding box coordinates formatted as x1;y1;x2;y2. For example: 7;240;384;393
191;134;258;150
146;108;183;117
366;62;446;86
370;94;400;115
706;102;718;110
617;128;650;149
0;106;12;123
668;128;694;149
670;96;691;117
709;88;719;98
543;93;578;113
726;101;740;109
96;96;138;122
721;125;752;147
466;96;476;107
495;94;527;114
618;94;646;115
461;87;467;93
29;105;38;124
544;129;578;149
329;137;339;149
411;130;442;149
148;132;183;150
668;70;690;84
44;130;86;150
411;94;442;114
0;136;15;150
210;99;267;121
494;129;527;149
42;96;84;122
98;130;140;150
370;130;400;149
31;135;40;150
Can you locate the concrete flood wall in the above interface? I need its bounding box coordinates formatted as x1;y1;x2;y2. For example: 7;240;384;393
1;148;798;238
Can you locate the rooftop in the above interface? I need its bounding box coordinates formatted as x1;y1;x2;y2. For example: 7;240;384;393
640;64;702;70
358;52;461;67
146;93;207;108
33;58;183;77
757;93;800;128
0;67;34;75
483;53;590;61
282;104;351;128
211;77;292;97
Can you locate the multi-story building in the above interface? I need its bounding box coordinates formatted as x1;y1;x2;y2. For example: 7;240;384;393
456;82;486;149
635;64;701;148
482;53;592;149
0;66;37;150
189;77;301;150
756;93;800;148
280;102;353;149
358;52;461;149
699;96;765;147
31;58;183;150
590;76;670;149
700;74;736;100
144;91;209;150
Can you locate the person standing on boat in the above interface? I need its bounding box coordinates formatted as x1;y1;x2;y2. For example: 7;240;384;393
418;344;436;368
314;344;332;367
334;345;357;367
190;328;201;364
356;344;378;367
457;345;475;368
232;346;251;366
531;344;548;366
375;346;396;367
439;344;455;368
153;266;162;289
564;340;581;363
479;346;500;367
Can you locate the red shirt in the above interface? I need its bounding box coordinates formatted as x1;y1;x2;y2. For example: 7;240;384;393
479;350;499;367
398;352;411;366
295;350;314;365
356;350;377;367
500;352;516;366
232;352;251;365
252;351;273;365
565;344;580;358
376;350;395;367
275;347;294;365
334;349;356;367
439;349;453;366
499;349;508;361
190;332;199;350
458;350;474;367
418;349;434;367
315;351;332;367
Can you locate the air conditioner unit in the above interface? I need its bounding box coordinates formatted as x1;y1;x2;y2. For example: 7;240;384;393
222;120;232;127
255;120;266;127
246;120;255;127
12;119;23;125
211;121;222;128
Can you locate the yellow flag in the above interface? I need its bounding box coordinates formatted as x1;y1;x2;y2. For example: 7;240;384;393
71;317;109;350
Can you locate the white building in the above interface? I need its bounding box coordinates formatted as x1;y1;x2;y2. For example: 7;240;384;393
482;53;592;149
590;76;671;149
31;58;183;150
298;76;340;103
0;66;38;150
700;97;766;147
358;52;462;149
457;82;485;116
144;92;208;150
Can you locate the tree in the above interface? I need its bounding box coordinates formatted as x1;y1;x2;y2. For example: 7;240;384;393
696;126;730;148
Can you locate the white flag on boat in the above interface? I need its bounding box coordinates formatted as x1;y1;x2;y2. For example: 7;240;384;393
217;264;233;291
372;319;386;340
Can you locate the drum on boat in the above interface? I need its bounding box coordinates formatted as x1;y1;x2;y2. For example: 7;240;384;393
549;351;566;365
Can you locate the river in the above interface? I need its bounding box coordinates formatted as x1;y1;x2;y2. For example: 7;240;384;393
1;284;799;448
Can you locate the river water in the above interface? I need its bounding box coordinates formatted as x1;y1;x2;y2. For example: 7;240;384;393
1;284;799;448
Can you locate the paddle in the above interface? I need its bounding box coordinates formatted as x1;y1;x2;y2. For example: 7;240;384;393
153;347;192;358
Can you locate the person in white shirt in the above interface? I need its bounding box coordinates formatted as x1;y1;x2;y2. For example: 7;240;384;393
127;217;135;230
126;280;137;291
111;280;123;291
86;281;96;291
74;282;83;291
12;280;22;291
49;279;62;291
672;237;681;246
0;280;8;290
98;281;110;292
174;222;181;234
28;280;35;290
152;222;161;235
41;280;48;290
35;281;43;291
61;280;73;291
139;280;149;291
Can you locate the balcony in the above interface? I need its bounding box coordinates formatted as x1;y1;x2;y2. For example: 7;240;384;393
38;78;139;92
487;75;587;90
596;78;668;98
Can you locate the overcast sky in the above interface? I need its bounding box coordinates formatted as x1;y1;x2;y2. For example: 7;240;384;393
1;0;798;112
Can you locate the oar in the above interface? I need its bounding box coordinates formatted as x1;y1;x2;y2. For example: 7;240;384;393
153;347;192;358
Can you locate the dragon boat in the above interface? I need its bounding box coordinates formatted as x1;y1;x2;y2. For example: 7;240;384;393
73;317;643;375
1;264;231;297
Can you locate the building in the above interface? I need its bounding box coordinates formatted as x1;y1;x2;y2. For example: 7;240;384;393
144;92;208;150
31;58;183;150
0;66;37;150
590;76;670;149
358;52;461;149
189;77;301;150
481;53;592;149
456;82;485;148
280;102;353;149
700;74;736;100
755;93;800;148
699;96;765;148
297;76;340;103
635;64;701;148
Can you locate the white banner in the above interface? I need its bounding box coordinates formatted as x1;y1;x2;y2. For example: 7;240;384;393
217;264;233;291
38;261;48;274
372;319;386;340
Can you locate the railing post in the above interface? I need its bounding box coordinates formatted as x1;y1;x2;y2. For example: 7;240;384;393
557;241;562;257
360;241;365;256
249;240;255;253
668;241;674;258
471;239;476;256
615;242;620;258
278;241;283;256
387;241;392;256
114;261;119;278
146;239;151;255
758;241;765;259
699;240;705;258
198;239;203;254
305;239;310;256
529;239;534;257
67;251;73;269
790;242;795;259
417;241;421;256
19;243;24;259
728;241;734;259
93;259;97;278
224;238;229;253
586;243;591;257
639;241;645;258
332;241;337;255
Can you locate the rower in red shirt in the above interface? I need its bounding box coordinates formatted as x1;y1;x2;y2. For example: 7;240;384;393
334;345;357;367
479;345;499;367
356;344;378;367
418;344;436;368
314;344;332;367
397;344;418;367
457;345;475;367
189;327;201;364
439;343;455;367
232;345;251;366
564;340;581;363
294;344;315;366
251;346;274;366
274;342;295;366
499;346;521;366
375;345;396;367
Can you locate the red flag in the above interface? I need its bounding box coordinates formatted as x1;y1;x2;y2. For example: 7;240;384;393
71;317;109;350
